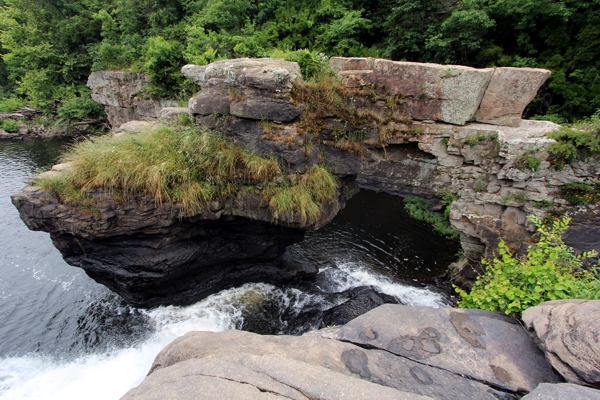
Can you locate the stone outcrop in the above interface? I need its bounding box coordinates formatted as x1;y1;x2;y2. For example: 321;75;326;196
14;57;599;306
12;184;349;308
87;71;177;127
522;300;600;388
476;67;551;127
331;57;494;125
123;304;559;399
183;58;302;122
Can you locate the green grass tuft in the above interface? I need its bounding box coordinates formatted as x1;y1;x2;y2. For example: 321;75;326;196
34;125;337;223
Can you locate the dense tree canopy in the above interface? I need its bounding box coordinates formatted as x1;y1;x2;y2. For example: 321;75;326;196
0;0;598;120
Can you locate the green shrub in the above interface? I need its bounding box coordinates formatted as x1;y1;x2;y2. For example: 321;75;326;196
456;215;600;316
57;92;105;121
547;111;600;166
0;97;25;112
514;149;542;172
269;49;331;81
1;119;19;133
561;181;600;205
404;197;458;239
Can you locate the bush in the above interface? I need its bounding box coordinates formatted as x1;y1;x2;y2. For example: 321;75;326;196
403;197;458;239
547;111;600;165
457;215;600;316
57;92;105;121
1;119;19;133
269;49;331;81
561;182;600;205
0;97;25;112
34;125;337;224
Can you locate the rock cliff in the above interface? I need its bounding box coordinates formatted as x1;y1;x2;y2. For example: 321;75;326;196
13;57;600;306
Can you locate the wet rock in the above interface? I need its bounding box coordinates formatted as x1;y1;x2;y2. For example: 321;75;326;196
521;383;600;400
522;300;600;387
12;186;352;308
138;327;515;399
320;304;559;392
476;67;551;127
320;286;397;327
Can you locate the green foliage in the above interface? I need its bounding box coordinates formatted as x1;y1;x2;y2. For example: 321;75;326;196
457;215;600;316
0;97;24;112
561;181;600;205
33;125;337;223
514;149;542;172
1;118;19;132
57;90;105;120
533;199;553;208
269;49;331;81
1;0;600;120
404;196;458;239
548;111;600;165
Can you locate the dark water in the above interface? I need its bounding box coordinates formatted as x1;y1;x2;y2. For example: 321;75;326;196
0;138;457;399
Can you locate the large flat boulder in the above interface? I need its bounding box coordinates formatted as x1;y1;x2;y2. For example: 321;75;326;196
476;67;551;127
319;304;559;392
331;57;494;125
523;300;600;387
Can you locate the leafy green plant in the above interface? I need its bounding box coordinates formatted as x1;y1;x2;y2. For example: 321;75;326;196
514;149;542;172
404;197;458;239
1;119;19;133
533;199;553;208
456;215;600;316
561;181;600;205
0;97;25;112
474;180;486;193
548;112;600;166
57;92;105;121
439;189;456;219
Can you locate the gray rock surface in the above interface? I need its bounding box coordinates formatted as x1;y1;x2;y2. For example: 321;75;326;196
522;383;600;400
523;300;600;387
124;304;563;399
320;304;559;392
86;71;176;127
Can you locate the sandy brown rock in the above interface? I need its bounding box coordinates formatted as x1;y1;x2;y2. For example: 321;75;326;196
523;300;600;387
476;67;551;127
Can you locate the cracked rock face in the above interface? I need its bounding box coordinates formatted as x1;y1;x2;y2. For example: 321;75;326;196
523;300;600;388
124;304;560;399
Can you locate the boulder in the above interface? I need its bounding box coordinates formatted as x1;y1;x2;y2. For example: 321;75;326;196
86;71;177;127
522;300;600;387
320;304;559;392
331;57;494;125
182;58;303;122
522;383;600;400
138;327;515;399
124;354;431;400
476;67;551;127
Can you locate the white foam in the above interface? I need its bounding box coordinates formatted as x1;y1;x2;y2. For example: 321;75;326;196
328;261;448;308
0;283;288;400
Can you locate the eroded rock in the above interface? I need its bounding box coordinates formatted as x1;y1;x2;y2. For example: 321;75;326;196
476;67;551;127
320;304;559;392
523;300;600;387
522;383;600;400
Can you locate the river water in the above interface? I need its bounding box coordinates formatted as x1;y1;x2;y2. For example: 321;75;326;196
0;138;458;399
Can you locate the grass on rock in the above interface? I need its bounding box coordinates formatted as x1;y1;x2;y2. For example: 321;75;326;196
34;125;338;224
